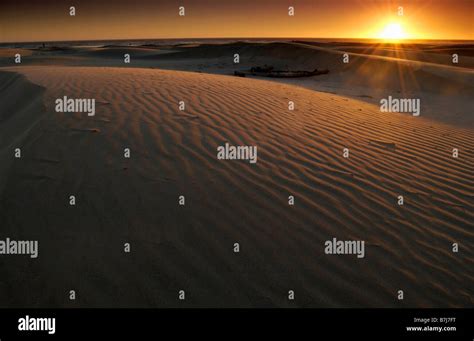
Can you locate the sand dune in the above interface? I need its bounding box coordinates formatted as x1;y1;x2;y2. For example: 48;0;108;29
295;41;474;67
337;46;474;67
76;46;175;58
6;41;471;126
0;66;472;307
0;48;35;58
1;42;472;127
0;71;45;194
168;42;473;126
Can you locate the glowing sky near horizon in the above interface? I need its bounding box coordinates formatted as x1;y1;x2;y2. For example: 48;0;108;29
0;0;472;42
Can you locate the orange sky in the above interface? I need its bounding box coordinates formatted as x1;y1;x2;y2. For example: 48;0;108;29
1;0;473;42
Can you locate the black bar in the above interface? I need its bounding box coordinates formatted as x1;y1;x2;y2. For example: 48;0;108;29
0;309;471;339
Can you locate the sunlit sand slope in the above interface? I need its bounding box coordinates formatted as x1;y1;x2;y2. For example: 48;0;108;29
0;66;472;307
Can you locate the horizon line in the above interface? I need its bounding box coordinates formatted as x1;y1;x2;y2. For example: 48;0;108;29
2;36;473;45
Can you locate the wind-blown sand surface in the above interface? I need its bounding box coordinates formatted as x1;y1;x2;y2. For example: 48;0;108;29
0;66;473;307
2;42;472;126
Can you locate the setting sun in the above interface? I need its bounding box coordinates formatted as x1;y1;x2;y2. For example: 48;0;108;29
379;23;407;40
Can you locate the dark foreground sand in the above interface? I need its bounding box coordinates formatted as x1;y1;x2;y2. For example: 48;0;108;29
0;64;472;307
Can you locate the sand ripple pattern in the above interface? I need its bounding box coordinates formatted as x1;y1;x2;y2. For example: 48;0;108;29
0;67;472;308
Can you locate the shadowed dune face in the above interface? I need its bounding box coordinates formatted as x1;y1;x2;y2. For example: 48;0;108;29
181;42;474;98
0;71;45;194
0;67;472;308
75;46;176;58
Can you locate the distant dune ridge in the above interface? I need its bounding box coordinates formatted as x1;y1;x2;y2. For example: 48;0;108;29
0;61;472;307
